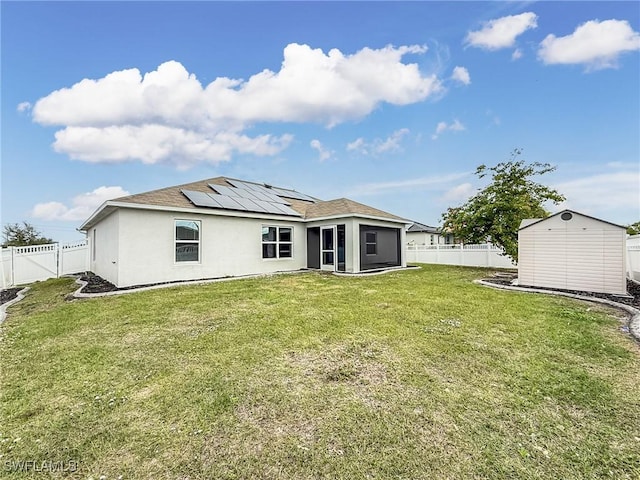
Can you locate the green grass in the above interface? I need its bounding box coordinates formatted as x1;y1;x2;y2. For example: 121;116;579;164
1;265;639;479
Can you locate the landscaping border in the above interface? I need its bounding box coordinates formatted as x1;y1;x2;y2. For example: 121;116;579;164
71;269;316;299
0;287;30;324
475;279;640;343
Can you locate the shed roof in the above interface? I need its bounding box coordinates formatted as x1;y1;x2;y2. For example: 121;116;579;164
519;209;626;231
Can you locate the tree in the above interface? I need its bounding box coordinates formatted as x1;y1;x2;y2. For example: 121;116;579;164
440;150;565;262
2;222;53;247
627;221;640;236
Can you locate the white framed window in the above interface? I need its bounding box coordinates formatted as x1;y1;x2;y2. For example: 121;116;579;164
175;220;200;263
262;226;293;259
365;231;377;255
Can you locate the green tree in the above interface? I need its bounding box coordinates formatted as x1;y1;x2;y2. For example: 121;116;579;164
627;221;640;236
2;222;53;247
441;150;565;262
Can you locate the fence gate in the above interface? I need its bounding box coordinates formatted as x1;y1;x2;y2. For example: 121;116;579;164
12;244;59;285
1;240;90;287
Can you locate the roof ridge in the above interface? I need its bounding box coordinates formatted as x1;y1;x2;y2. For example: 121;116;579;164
118;176;227;201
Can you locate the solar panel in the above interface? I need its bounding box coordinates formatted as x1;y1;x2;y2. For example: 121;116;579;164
209;184;240;197
226;179;253;190
232;196;269;213
255;200;286;215
182;190;223;208
249;189;288;204
269;202;302;216
233;188;261;201
210;193;245;211
183;186;302;217
271;188;316;202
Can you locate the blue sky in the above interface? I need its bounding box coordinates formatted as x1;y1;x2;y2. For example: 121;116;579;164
2;1;639;242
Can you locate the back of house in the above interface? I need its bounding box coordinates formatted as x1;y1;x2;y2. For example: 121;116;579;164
80;177;409;288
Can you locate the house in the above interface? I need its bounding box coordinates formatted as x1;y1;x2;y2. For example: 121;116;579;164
406;222;455;246
79;177;409;288
518;209;627;295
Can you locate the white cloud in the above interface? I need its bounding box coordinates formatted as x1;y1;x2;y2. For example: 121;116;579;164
451;66;471;85
442;183;475;203
552;171;640;224
350;172;469;196
53;125;293;169
31;186;130;222
347;137;367;154
511;49;523;60
30;44;443;167
348;128;410;155
310;139;334;162
432;119;465;140
17;101;31;112
538;19;640;71
466;12;538;50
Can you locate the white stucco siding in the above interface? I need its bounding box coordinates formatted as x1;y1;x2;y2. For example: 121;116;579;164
90;210;120;286
114;209;306;288
518;212;626;295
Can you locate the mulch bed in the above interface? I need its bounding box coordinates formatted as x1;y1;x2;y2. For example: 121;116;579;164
0;288;22;306
483;272;640;309
79;274;118;293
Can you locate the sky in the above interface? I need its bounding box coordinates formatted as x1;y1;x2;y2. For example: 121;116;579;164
2;1;639;243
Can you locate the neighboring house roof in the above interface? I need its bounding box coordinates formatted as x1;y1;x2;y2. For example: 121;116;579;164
407;222;440;234
519;209;626;231
80;177;408;230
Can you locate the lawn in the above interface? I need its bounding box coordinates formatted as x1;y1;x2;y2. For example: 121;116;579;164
1;265;639;479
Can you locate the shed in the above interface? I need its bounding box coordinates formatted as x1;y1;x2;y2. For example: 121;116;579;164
518;210;627;295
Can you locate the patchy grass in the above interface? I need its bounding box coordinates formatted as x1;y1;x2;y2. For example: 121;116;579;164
1;266;639;479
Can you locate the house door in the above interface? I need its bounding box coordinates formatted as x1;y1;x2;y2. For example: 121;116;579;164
320;226;336;271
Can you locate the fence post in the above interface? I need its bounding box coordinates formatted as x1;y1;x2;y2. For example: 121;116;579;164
56;243;60;278
0;249;5;290
10;246;15;287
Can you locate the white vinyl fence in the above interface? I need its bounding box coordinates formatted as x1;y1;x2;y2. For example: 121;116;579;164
407;243;516;269
1;239;638;289
628;245;640;282
1;240;89;288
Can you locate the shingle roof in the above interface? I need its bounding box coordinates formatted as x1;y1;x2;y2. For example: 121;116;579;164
94;177;406;223
407;221;440;233
113;177;316;215
304;198;408;222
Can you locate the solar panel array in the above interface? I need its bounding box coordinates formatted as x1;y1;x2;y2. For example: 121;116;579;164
208;184;289;205
226;179;316;202
182;189;302;217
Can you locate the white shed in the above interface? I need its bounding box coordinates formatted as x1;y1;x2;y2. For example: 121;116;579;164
518;210;627;295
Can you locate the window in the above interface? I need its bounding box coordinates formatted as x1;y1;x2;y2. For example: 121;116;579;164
365;231;377;255
175;220;200;262
262;226;293;259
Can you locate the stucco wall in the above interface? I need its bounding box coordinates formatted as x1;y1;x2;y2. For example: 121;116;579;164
90;210;120;286
518;213;626;295
105;209;307;287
